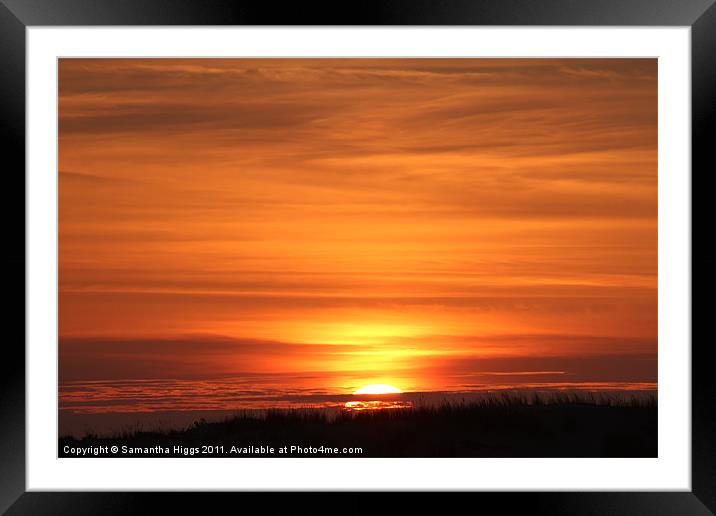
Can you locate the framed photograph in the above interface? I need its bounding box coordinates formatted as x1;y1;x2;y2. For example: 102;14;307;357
2;0;710;512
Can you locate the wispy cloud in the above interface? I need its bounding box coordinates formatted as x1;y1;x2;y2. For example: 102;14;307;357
59;58;657;398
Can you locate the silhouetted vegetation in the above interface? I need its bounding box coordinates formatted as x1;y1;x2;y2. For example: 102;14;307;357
59;393;657;457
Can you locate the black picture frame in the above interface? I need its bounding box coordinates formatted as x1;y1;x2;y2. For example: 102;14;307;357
1;0;709;512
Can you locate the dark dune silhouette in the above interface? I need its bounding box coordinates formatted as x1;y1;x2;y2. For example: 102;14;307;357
59;393;656;458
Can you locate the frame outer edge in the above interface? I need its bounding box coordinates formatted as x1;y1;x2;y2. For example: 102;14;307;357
1;0;712;512
692;1;716;514
0;0;27;514
0;0;715;26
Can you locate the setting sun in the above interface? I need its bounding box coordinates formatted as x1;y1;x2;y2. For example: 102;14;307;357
353;384;403;395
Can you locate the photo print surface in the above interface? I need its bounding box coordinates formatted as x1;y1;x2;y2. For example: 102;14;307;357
58;58;657;458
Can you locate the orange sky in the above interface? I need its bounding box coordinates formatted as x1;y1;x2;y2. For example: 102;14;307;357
58;58;657;393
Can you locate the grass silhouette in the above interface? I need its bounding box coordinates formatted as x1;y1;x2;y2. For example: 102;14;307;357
59;392;656;457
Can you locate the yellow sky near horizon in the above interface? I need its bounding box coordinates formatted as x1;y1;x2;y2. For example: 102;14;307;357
58;58;657;390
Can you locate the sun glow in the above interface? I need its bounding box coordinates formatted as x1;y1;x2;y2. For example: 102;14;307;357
353;384;403;395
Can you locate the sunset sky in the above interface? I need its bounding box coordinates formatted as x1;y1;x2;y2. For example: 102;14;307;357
58;58;657;406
